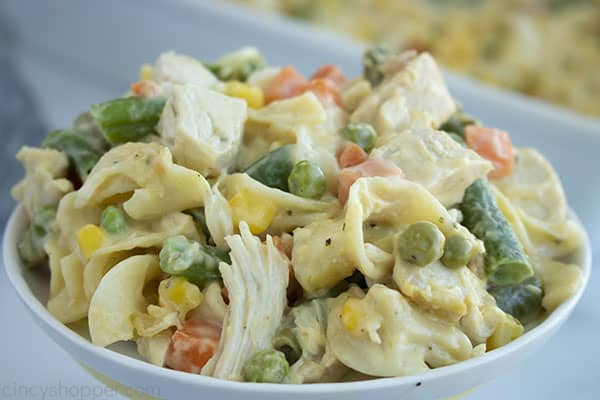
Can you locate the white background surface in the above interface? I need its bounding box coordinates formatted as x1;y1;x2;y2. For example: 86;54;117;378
1;1;599;399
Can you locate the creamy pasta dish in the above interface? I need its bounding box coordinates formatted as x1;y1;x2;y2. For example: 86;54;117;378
12;47;583;383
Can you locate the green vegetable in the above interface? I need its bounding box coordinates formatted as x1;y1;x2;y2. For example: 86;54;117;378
440;110;479;139
397;221;445;267
100;206;128;235
18;205;56;265
442;235;473;269
89;97;166;144
488;277;544;323
42;128;103;181
272;328;302;365
459;179;533;285
207;48;266;82
363;44;393;86
288;160;326;200
339;123;378;153
159;236;230;287
244;145;295;192
242;349;290;383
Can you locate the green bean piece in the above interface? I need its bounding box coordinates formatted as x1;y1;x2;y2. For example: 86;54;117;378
459;179;533;285
288;160;326;200
159;236;230;287
100;206;128;235
89;97;166;144
272;328;302;365
440;110;479;139
244;145;295;192
42;128;103;181
18;206;56;265
488;277;544;323
339;123;378;153
207;51;266;82
397;221;445;267
242;349;290;383
442;235;473;269
363;44;393;86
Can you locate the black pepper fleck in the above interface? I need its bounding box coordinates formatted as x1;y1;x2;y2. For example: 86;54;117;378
325;238;332;246
416;382;422;387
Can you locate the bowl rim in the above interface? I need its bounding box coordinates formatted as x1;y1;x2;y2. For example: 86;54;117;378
3;205;592;394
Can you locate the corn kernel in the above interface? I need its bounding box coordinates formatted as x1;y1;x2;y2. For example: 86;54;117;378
139;64;153;81
224;81;264;109
486;315;524;350
76;224;105;259
229;189;276;234
341;298;362;334
159;277;202;319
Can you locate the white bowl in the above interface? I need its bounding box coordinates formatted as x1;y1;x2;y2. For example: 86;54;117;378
3;205;591;400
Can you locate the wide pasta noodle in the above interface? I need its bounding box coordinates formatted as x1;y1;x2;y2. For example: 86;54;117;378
344;177;483;280
12;146;73;218
372;128;493;206
218;173;339;235
76;142;211;220
493;148;583;259
327;285;483;377
202;223;289;380
204;179;234;249
88;255;162;347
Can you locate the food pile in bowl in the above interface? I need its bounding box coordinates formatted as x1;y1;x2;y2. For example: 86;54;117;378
11;46;584;383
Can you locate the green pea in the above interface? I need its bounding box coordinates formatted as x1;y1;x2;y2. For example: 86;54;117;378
100;206;128;235
18;205;56;265
339;123;377;153
272;328;302;365
442;235;473;269
288;160;326;200
242;349;289;383
397;221;445;267
159;236;230;287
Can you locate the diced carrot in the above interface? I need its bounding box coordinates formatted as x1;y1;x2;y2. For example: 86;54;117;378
130;80;161;97
264;66;306;104
301;78;343;107
165;319;221;374
337;143;369;169
465;126;515;179
337;157;403;205
311;64;347;87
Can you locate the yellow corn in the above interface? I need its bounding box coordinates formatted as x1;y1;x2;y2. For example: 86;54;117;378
159;277;202;318
224;81;264;109
341;298;363;335
76;224;105;260
139;64;154;81
229;189;276;234
486;315;524;350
